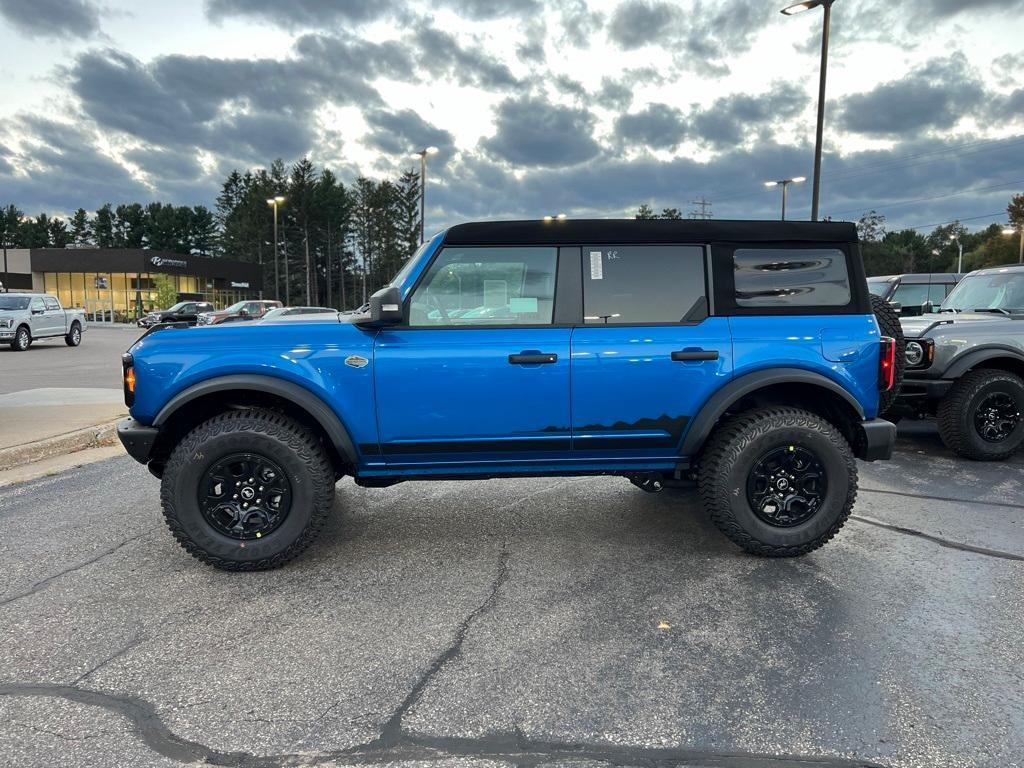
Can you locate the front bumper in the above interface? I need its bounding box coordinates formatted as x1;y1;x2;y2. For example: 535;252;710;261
856;418;896;461
897;376;953;402
117;418;158;464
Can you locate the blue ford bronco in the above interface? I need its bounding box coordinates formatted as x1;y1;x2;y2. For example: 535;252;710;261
118;219;900;570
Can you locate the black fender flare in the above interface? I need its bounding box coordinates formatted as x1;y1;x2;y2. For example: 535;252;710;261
153;374;357;465
943;346;1024;380
680;367;865;456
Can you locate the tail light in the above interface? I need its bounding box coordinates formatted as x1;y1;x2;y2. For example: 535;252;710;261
878;337;896;391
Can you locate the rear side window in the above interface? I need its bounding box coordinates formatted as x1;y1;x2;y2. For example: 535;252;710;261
733;248;850;308
44;297;60;310
583;245;706;324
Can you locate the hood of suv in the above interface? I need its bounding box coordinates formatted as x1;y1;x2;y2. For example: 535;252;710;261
900;311;1015;337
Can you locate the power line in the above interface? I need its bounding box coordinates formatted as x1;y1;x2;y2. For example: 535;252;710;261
903;211;1008;231
827;179;1024;218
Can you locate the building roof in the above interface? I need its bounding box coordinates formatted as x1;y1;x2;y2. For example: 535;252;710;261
442;218;859;247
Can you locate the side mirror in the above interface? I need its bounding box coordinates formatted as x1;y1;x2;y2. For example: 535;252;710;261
32;308;44;315
238;308;250;317
368;286;403;325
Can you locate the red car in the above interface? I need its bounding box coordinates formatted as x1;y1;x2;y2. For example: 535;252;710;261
197;300;282;325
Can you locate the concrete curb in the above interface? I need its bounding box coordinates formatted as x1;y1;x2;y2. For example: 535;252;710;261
0;420;121;471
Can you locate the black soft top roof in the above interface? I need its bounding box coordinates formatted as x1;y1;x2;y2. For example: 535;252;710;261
442;218;858;246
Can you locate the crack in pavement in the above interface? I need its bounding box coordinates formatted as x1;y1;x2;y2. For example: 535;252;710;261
72;636;146;687
860;486;1024;511
0;546;886;768
0;527;158;608
850;515;1024;562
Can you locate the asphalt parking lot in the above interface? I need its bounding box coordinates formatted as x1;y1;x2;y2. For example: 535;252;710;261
1;417;1022;768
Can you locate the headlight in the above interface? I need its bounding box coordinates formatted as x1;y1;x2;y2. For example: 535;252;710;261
906;341;924;366
0;318;11;328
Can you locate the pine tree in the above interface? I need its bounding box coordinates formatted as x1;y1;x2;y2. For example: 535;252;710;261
93;204;115;248
70;208;91;245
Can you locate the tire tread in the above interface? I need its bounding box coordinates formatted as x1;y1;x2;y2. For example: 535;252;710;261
937;368;1024;461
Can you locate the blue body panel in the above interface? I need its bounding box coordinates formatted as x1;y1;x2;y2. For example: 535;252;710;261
129;321;381;451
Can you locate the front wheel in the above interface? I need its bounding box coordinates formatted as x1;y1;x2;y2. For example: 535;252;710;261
698;407;857;557
160;408;336;570
937;369;1024;461
10;326;31;351
65;323;82;347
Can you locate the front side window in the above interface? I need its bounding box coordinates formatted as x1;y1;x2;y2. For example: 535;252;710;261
409;247;557;326
734;248;851;308
583;245;706;324
30;297;44;312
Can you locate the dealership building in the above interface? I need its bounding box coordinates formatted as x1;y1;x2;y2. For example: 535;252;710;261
0;247;262;322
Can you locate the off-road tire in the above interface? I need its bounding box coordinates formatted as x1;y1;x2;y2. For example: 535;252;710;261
870;293;905;416
698;407;857;557
160;408;335;570
64;322;82;347
10;326;31;351
937;369;1024;461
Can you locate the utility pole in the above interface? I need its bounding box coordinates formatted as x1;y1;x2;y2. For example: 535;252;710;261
688;198;714;220
326;220;333;309
304;234;312;306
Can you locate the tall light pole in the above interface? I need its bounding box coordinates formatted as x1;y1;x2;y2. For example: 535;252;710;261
781;0;835;222
1004;226;1024;264
764;177;805;221
412;147;439;243
266;196;285;301
949;236;964;274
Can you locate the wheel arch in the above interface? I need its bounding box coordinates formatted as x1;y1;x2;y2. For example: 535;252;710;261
150;375;357;476
944;347;1024;380
681;368;866;458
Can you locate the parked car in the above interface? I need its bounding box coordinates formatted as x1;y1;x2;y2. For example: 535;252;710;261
867;273;962;317
896;263;1024;461
0;293;87;351
197;300;282;325
138;301;215;328
117;219;899;570
260;306;338;322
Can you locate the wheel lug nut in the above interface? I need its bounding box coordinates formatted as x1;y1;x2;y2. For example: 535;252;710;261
236;481;241;486
233;494;238;499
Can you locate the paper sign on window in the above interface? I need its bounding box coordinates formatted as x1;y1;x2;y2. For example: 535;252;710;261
589;251;603;280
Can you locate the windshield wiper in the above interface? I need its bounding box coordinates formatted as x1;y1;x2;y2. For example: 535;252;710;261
938;308;959;313
970;307;1011;315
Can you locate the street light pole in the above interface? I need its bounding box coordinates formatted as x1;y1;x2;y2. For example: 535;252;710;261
266;196;285;301
764;177;805;221
950;237;963;273
781;0;835;221
412;147;439;244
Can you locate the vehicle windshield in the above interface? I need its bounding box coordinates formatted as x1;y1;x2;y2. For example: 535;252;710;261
224;301;248;313
0;296;31;310
941;271;1024;313
867;280;892;297
165;302;187;312
388;240;433;289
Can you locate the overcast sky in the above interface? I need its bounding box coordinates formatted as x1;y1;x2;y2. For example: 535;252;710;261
1;0;1022;233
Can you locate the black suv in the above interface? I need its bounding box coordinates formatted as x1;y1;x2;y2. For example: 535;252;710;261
138;301;215;328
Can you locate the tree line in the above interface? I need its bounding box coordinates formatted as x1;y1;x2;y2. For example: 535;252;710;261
0;157;423;310
634;194;1024;275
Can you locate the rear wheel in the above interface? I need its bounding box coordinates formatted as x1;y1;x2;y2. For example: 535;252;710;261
160;408;336;570
698;407;856;557
64;322;82;347
937;369;1024;461
870;294;905;416
10;326;31;351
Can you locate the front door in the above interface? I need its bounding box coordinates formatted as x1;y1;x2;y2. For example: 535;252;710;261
570;244;732;460
28;296;48;336
373;245;571;466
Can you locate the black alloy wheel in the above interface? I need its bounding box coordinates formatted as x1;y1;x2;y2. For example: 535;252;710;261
198;453;293;540
746;445;828;528
974;392;1021;443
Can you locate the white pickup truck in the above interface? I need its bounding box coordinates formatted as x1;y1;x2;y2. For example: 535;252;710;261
0;293;87;351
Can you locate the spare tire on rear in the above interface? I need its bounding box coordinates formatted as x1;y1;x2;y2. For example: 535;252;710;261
870;293;905;416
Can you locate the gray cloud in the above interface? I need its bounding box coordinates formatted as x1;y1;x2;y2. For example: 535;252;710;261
363;109;456;158
205;0;394;27
413;27;520;89
446;0;540;19
918;0;1024;18
607;0;676;50
614;103;685;150
483;96;601;167
840;54;986;137
0;0;100;39
596;78;634;110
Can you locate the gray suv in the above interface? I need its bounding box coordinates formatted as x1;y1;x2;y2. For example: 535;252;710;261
897;264;1024;460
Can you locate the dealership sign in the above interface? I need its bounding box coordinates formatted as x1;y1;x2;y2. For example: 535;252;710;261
230;281;250;288
150;256;188;269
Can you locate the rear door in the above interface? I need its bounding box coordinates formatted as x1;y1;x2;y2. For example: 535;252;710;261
43;296;65;336
570;245;732;459
373;245;572;465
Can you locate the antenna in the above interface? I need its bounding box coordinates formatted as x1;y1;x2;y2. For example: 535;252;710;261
688;197;713;220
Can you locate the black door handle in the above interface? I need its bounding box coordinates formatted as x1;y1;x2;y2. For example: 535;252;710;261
671;349;719;362
509;352;558;365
